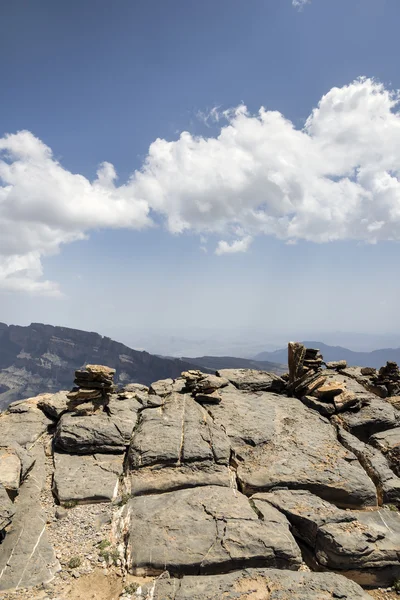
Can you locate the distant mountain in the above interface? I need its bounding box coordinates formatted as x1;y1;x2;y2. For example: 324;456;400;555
181;355;286;374
0;322;211;410
254;341;400;369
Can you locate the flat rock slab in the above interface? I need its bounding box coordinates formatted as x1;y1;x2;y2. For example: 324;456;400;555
317;508;400;586
128;394;231;494
54;412;129;453
152;569;372;599
208;387;377;508
149;378;185;397
252;489;400;587
0;405;52;448
121;485;302;576
130;464;232;497
370;427;400;477
252;489;354;548
53;452;124;504
216;369;285;392
0;445;60;591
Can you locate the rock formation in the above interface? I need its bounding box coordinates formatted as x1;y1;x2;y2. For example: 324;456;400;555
1;348;400;600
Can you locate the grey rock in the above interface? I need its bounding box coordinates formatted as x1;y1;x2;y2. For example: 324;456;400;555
0;447;21;493
370;427;400;477
300;395;335;417
0;445;60;590
216;369;285;392
120;485;302;575
128;393;231;494
149;378;185;397
316;508;400;586
288;341;306;384
208;386;377;507
337;425;400;506
194;390;222;404
152;569;372;599
37;391;69;419
326;360;347;370
55;507;68;519
121;383;149;393
185;373;229;393
130;464;232;497
53;452;124;504
54;412;128;453
251;489;354;548
106;394;142;443
342;367;389;398
0;404;52;448
0;483;15;532
340;397;400;441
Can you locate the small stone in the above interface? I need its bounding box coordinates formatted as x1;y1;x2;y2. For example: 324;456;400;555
55;507;68;520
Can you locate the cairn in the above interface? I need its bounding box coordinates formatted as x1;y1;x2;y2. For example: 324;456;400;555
361;361;400;397
67;364;116;414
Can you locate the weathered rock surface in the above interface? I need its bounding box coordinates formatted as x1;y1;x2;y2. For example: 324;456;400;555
0;445;60;590
370;427;400;476
53;452;124;504
216;368;285;392
0;447;21;493
152;569;373;599
149;377;186;397
0;404;52;448
128;393;231;494
0;483;15;532
54;409;136;454
121;485;302;575
37;391;69;420
252;489;400;586
337;425;400;506
207;386;377;507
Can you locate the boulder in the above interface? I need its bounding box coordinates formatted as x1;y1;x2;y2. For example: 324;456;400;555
207;386;377;507
0;445;60;590
0;447;21;493
120;485;302;575
300;395;335;417
54;412;128;453
370;427;400;477
194;390;222;404
53;452;124;504
152;569;372;599
37;391;69;420
340;397;400;441
149;378;185;397
216;369;285;392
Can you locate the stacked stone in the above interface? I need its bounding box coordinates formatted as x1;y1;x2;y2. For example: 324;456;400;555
67;364;116;413
302;347;323;373
376;361;400;396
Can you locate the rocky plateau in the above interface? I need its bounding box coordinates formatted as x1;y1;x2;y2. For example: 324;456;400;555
0;342;400;600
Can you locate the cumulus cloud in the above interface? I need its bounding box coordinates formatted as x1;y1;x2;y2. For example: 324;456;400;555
1;77;400;293
215;236;253;255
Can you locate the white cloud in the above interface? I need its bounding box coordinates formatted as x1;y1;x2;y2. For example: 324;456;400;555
292;0;311;9
215;236;253;255
1;77;400;293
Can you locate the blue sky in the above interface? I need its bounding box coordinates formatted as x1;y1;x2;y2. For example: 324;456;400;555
1;0;400;355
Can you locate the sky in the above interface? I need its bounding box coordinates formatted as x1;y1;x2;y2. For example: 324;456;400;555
1;0;400;355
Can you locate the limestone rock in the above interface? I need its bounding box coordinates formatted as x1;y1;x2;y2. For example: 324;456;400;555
53;452;124;504
54;412;128;454
0;445;60;590
128;393;231;494
340;397;400;441
120;485;302;575
207;386;377;507
0;404;52;448
370;427;400;477
37;390;69;419
149;378;185;397
152;569;372;599
194;390;222;404
0;483;15;532
337;425;400;506
216;368;285;392
0;447;21;493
